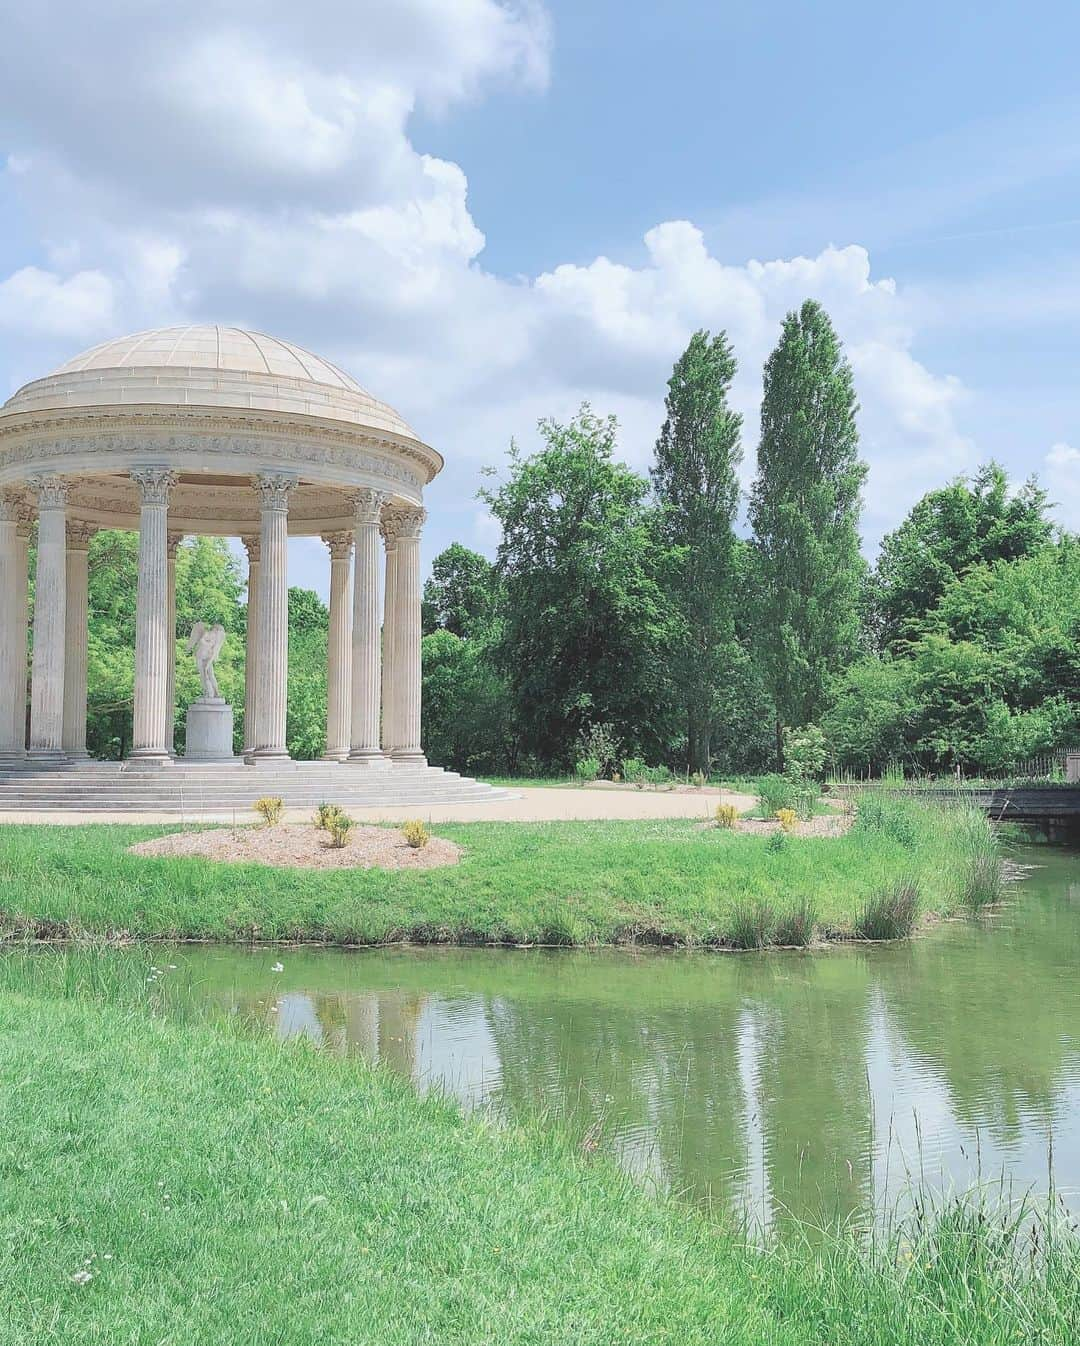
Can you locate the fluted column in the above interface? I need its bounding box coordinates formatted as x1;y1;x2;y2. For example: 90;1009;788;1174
28;475;69;760
322;531;354;761
12;507;32;756
379;515;401;756
62;520;96;759
0;491;26;759
165;532;183;756
384;506;427;763
250;473;296;761
128;467;177;767
349;489;389;763
241;535;260;754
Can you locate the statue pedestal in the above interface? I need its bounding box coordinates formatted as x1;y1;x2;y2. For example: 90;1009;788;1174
184;698;237;762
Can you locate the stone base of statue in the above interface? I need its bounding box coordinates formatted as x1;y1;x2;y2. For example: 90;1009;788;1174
184;698;237;762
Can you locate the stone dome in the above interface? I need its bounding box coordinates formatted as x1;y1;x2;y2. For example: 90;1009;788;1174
2;324;419;441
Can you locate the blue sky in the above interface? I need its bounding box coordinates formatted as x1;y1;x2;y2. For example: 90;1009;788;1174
0;1;1078;598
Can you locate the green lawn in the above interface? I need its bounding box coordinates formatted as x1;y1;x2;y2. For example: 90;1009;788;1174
0;949;1074;1345
0;797;991;947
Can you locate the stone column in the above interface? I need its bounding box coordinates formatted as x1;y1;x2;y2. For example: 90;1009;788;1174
241;535;260;754
250;473;296;761
165;532;183;756
28;475;69;760
349;489;389;763
379;514;401;756
384;506;427;764
12;506;32;756
322;531;354;761
62;520;96;759
128;467;177;767
0;491;26;759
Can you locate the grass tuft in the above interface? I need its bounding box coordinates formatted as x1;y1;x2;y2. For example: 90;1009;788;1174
855;879;920;941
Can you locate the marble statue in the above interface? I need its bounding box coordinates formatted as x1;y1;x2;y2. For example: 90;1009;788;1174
186;621;227;701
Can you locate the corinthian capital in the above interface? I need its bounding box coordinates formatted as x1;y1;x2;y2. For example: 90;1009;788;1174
353;488;389;528
241;534;261;564
322;531;354;561
253;472;297;512
167;532;185;560
382;505;426;543
0;489;25;523
29;474;69;509
130;466;178;506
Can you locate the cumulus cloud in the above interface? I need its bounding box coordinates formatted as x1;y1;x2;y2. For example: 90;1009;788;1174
0;0;977;587
1044;443;1080;530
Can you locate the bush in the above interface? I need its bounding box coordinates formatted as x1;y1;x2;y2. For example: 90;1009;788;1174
853;793;918;846
574;723;621;779
327;814;354;849
757;775;816;820
689;770;707;789
783;723;828;781
765;830;787;855
728;899;776;949
402;820;429;850
574;757;600;783
254;796;284;827
622;757;648;784
774;807;798;833
314;802;344;831
774;898;817;947
856;879;920;940
714;803;739;829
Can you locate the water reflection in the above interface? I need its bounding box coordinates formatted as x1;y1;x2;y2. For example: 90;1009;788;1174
185;837;1079;1230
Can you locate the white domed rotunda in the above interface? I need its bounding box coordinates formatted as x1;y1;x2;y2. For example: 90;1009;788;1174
0;326;507;812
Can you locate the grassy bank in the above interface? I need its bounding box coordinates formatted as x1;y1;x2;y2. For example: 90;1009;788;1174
0;797;999;948
0;947;1075;1344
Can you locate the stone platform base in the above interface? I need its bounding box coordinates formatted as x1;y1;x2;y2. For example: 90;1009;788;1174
0;759;514;815
185;698;236;762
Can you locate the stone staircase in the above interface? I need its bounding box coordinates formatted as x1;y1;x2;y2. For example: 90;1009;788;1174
0;760;515;815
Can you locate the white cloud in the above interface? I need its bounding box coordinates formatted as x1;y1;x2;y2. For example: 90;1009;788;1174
1044;442;1080;530
0;0;977;583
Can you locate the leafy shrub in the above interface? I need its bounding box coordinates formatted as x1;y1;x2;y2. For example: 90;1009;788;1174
574;723;622;779
327;814;355;849
757;775;815;820
714;803;739;829
853;793;918;846
622;758;648;783
783;723;828;781
690;770;707;788
644;765;672;787
574;757;600;783
856;879;920;940
402;819;430;849
774;898;817;947
774;807;798;833
254;796;284;826
314;802;344;831
728;899;776;949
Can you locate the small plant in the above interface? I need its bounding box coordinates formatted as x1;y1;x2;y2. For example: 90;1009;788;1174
773;898;817;947
402;819;429;849
254;796;284;827
774;807;798;833
574;756;600;783
574;723;622;779
622;757;648;784
855;879;920;940
327;814;355;849
765;830;787;854
690;770;707;789
714;803;739;829
314;802;344;831
728;899;776;950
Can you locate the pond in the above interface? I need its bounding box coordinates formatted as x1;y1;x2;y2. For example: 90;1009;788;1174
51;832;1080;1229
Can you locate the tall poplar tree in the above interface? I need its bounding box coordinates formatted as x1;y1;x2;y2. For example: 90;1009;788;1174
748;300;866;770
651;329;742;774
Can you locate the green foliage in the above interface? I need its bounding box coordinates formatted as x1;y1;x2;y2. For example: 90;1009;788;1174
782;723;828;781
422;543;498;638
855;880;920;940
749;300;867;765
574;757;600;783
651;329;742;773
285;587;328;760
728;899;776;949
327;813;355;849
874;462;1053;649
482;406;675;767
422;629;515;774
756;774;815;820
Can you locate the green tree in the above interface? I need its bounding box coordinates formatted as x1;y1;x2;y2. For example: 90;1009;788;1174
748;300;867;770
651;329;742;774
422;629;515;774
422;543;497;638
874;463;1053;649
285;587;328;760
482;406;673;767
